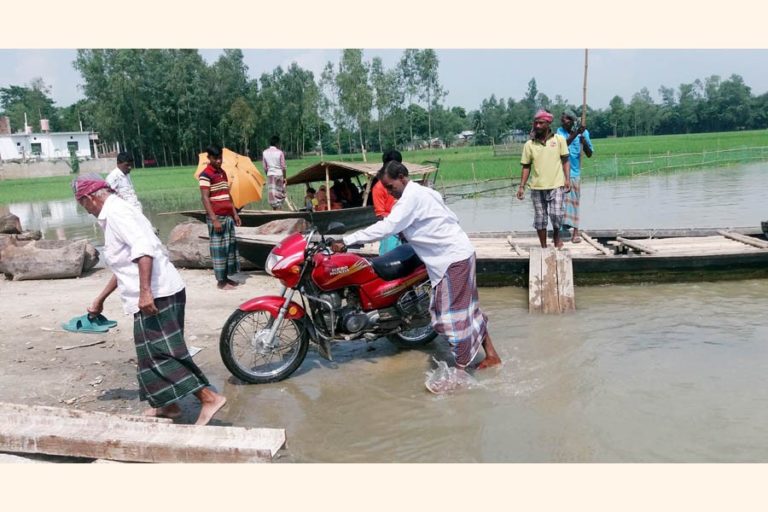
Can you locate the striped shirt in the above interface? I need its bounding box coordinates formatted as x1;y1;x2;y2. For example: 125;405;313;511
198;165;235;217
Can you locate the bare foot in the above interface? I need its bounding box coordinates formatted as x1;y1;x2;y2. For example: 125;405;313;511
226;279;240;286
217;282;237;290
475;355;502;370
194;391;227;426
144;404;182;419
554;240;564;249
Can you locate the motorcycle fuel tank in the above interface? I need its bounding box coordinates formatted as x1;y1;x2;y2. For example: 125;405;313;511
311;252;378;291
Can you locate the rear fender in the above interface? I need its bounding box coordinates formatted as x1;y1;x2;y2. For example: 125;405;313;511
239;295;305;319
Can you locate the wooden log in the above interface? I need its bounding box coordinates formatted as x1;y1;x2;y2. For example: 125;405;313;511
580;231;612;255
555;249;576;312
616;236;657;254
0;402;285;463
717;230;768;249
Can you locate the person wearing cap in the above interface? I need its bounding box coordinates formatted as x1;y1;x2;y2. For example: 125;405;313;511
73;173;227;425
331;160;502;374
517;110;571;248
105;152;142;212
556;110;593;243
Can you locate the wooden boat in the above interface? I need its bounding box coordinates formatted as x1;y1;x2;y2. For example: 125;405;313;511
236;226;768;286
177;160;439;233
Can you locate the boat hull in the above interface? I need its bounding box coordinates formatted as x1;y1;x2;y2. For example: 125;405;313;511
180;206;378;233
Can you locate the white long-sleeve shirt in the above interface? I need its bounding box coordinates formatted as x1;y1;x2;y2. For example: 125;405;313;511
98;194;184;314
262;146;286;177
343;181;475;287
105;168;142;212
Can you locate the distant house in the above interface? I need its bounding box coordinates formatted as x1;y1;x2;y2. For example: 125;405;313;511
0;131;97;162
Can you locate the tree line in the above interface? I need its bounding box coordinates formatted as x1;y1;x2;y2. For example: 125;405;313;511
1;49;767;167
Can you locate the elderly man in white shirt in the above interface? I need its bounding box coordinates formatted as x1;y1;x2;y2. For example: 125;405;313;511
73;173;226;425
332;161;501;372
105;152;142;212
263;135;287;210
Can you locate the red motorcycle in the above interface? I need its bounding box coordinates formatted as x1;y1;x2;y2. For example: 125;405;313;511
219;223;437;383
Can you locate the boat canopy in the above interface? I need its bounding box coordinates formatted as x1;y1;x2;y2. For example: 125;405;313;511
286;160;437;186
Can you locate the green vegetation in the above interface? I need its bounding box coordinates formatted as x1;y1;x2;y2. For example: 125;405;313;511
2;129;767;205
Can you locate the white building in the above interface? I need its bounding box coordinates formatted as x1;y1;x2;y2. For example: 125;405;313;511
0;131;97;162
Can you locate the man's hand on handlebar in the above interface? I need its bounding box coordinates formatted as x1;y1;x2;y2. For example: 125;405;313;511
330;240;347;253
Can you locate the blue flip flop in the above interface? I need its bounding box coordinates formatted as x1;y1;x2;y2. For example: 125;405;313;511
61;314;110;333
89;313;118;329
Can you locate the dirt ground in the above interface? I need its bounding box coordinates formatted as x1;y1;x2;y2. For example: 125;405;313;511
0;267;282;423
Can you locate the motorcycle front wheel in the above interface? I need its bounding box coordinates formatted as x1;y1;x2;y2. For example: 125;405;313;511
219;308;309;384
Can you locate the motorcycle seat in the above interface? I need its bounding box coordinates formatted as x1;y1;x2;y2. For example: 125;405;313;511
370;244;424;281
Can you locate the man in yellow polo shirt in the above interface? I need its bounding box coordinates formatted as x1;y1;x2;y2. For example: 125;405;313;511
517;110;571;248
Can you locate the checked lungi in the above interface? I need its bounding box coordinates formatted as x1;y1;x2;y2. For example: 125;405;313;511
430;253;488;368
563;177;581;229
531;187;565;231
207;215;240;282
133;289;209;408
268;174;286;209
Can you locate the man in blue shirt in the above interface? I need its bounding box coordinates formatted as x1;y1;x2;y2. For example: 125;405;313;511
556;110;593;243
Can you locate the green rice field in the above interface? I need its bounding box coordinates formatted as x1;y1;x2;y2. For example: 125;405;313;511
1;129;766;205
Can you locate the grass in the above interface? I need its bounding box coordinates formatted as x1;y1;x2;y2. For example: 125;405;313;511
2;129;767;205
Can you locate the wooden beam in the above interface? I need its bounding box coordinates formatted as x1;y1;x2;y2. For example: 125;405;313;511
541;248;560;314
717;230;768;249
555;249;576;312
616;236;657;254
528;247;543;312
0;402;285;463
580;231;613;255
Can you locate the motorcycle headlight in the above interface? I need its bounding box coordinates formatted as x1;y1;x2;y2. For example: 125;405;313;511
265;252;284;276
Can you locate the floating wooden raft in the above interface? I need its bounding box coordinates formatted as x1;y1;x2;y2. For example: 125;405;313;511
0;402;286;463
528;247;575;313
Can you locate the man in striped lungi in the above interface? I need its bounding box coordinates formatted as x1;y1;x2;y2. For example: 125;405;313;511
199;144;242;290
557;109;593;244
73;173;227;425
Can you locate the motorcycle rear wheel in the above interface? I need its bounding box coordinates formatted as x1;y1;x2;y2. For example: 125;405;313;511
387;324;438;348
219;308;309;384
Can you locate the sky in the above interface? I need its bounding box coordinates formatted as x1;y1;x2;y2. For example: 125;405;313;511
1;49;767;112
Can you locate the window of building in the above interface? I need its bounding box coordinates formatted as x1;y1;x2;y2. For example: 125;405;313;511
67;141;79;153
30;143;42;156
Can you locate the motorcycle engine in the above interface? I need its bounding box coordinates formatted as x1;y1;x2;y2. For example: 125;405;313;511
339;293;379;334
318;292;342;331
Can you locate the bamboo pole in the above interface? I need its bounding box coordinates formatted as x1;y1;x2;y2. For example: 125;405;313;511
580;49;589;168
325;164;331;210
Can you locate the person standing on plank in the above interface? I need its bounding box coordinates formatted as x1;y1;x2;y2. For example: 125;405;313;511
517;110;571;248
556;109;593;243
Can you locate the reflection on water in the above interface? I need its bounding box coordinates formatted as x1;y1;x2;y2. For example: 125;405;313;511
212;279;768;462
7;161;768;242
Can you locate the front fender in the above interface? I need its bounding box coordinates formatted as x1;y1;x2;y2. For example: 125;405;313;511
239;295;305;319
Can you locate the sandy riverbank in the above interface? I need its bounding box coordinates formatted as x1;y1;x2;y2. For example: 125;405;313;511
0;267;283;424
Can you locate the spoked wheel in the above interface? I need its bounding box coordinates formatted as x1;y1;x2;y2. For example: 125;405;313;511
387;322;438;349
219;309;309;384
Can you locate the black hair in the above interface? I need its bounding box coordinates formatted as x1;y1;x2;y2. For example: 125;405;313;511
269;135;280;146
382;160;409;180
382;149;402;164
306;186;316;194
206;144;222;158
116;152;133;164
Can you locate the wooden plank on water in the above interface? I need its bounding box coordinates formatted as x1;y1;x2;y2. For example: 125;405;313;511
580;232;613;255
717;230;768;249
555;249;576;312
528;247;543;312
0;402;285;463
616;236;658;254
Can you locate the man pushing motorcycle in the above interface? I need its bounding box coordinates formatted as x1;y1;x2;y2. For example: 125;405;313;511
331;160;502;372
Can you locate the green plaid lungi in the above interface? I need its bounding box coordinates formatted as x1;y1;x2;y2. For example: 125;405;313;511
207;215;240;282
133;289;210;408
563;177;581;229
